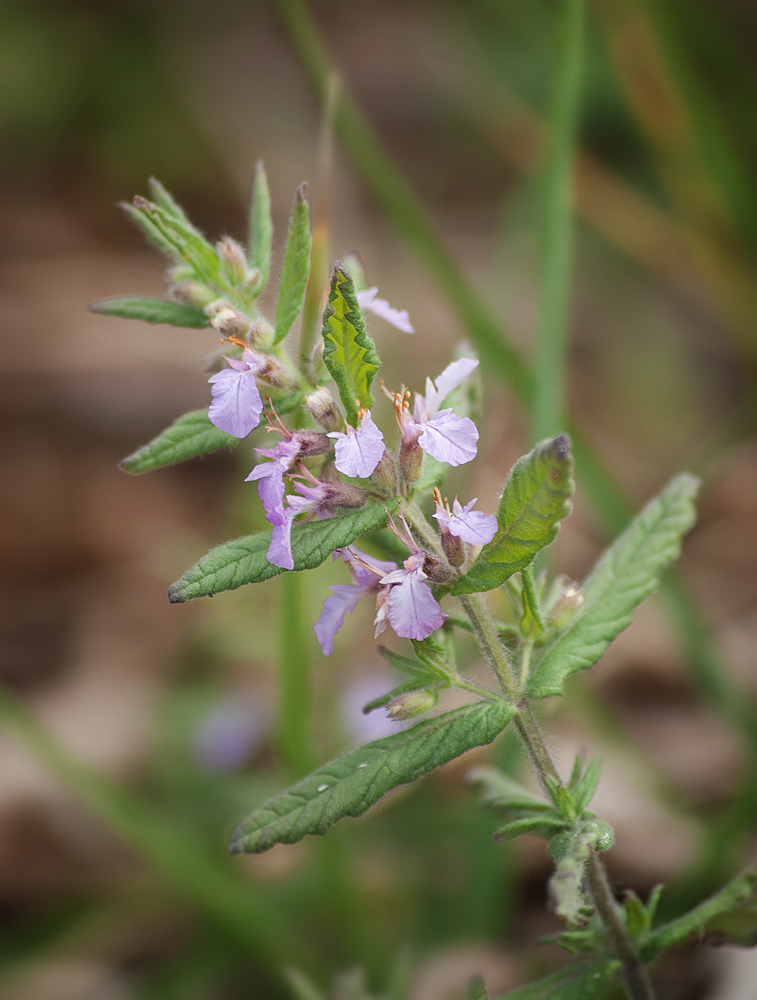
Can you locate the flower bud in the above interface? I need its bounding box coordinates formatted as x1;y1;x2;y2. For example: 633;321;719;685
371;449;398;491
321;483;368;510
169;280;216;307
306;387;342;432
440;529;465;568
245;268;262;295
217;237;247;286
422;554;454;584
207;304;251;339
386;689;438;721
547;580;585;629
295;431;331;457
399;435;423;485
248;319;274;350
256;355;295;389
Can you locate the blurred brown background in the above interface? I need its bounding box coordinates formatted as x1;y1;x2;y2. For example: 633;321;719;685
1;1;756;998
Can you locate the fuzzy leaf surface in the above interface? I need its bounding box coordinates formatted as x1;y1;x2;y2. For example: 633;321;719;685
274;185;312;343
453;436;574;595
121;409;239;474
322;264;381;426
88;297;208;328
248;162;273;291
229;699;515;853
528;474;700;698
491;960;619;1000
641;864;757;960
168;504;389;603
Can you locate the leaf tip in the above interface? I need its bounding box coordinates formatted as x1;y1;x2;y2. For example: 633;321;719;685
167;584;185;604
295;181;308;201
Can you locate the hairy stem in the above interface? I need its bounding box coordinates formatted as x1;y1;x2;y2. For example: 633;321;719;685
460;590;655;999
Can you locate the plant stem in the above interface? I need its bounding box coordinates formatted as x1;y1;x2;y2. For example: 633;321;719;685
460;590;655;998
520;566;546;633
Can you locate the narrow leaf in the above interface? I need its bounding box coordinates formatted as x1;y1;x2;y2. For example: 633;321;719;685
572;754;602;815
134;198;222;289
494;816;568;843
248;161;273;290
322;263;381;426
121;409;239;475
274;184;312;343
528;474;700;698
147;178;199;231
120;201;177;258
88;297;208;328
453;436;575;595
230;699;515;853
491;960;619;1000
168;504;389;603
641;865;757;960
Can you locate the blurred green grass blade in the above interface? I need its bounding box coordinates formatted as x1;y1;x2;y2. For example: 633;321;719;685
279;572;313;779
532;0;584;443
0;686;294;964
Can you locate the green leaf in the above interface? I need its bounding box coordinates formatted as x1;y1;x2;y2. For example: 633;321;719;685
133;198;223;289
284;968;327;1000
470;767;568;843
322;263;381;426
120;200;177;257
147;177;200;232
120;409;239;475
229;698;515;853
88;296;208;328
453;437;575;596
571;755;602;815
528;474;700;698
491;960;619;1000
274;184;312;343
168;503;389;603
640;865;757;960
248;161;273;290
468;976;489;1000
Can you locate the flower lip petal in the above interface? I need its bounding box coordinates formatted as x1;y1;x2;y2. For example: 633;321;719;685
385;572;447;640
329;411;385;478
434;496;497;545
356;286;414;334
418;410;478;466
422;358;479;417
208;366;264;438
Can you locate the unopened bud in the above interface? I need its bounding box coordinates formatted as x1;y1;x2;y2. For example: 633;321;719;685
399;435;423;485
318;460;340;484
423;554;453;585
371;449;398;491
257;355;295;389
321;483;367;511
386;689;438;721
207;305;251;339
245;268;262;295
217;237;248;285
295;431;331;457
169;281;216;307
547;580;584;629
248;319;274;350
440;530;465;568
306;388;342;432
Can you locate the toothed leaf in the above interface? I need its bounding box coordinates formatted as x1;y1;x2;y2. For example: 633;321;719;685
121;409;239;474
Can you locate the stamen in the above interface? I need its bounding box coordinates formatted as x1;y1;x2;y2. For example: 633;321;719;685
219;335;249;351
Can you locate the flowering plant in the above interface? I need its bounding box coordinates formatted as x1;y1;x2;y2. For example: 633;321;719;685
91;169;757;1000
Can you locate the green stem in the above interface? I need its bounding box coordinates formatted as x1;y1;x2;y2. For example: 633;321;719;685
520;565;546;633
279;572;312;779
532;0;585;442
458;594;520;702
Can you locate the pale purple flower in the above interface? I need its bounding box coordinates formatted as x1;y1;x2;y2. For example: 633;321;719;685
379;550;447;641
386;358;480;467
356;287;414;334
267;484;325;570
245;436;302;526
315;547;397;656
328;410;385;479
434;496;497;546
208;347;265;437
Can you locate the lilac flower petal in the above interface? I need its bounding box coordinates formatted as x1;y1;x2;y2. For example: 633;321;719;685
434;497;497;545
420;358;479;418
314;584;367;656
339;547;398;586
386;573;446;640
208;366;264;438
266;494;317;570
418;409;478;466
357;287;414;334
329;412;385;478
245;438;302;525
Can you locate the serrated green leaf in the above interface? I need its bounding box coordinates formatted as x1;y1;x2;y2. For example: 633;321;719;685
275;184;312;343
322;264;381;426
248;161;273;290
453;437;575;596
120;409;239;475
528;474;700;699
168;504;389;603
491;960;619;1000
88;296;208;328
640;865;757;960
229;698;515;853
